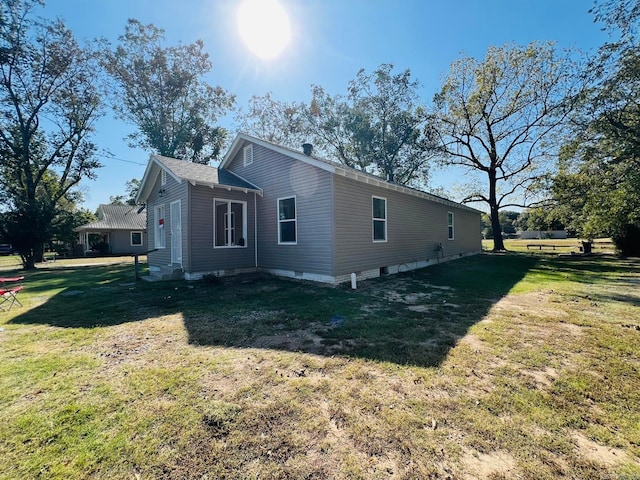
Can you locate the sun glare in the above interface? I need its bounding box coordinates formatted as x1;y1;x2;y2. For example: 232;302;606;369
237;0;291;60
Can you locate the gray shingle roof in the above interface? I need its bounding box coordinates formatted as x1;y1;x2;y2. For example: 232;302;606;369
154;155;260;191
75;204;146;232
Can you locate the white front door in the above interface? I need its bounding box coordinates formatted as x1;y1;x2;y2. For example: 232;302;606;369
170;200;182;265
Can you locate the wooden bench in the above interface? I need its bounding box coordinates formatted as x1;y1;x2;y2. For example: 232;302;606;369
526;244;565;250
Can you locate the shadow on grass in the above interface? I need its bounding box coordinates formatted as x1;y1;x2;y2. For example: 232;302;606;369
9;254;540;367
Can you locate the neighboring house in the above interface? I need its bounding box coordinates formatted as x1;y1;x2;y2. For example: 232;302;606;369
75;204;148;255
136;133;482;283
519;230;568;240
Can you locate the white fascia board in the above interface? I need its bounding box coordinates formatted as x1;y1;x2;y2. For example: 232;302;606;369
136;155;185;203
135;155;158;203
192;181;263;196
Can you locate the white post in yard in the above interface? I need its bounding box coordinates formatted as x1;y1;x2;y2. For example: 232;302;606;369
351;272;357;290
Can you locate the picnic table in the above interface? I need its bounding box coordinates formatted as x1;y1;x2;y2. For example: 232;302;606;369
0;276;24;311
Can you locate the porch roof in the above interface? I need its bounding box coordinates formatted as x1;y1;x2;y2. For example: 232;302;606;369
75;204;147;233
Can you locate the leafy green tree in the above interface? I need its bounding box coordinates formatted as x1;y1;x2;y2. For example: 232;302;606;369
235;92;307;148
50;203;95;254
515;207;564;233
109;178;141;206
0;0;102;269
499;211;520;235
481;211;521;238
552;0;640;254
103;19;234;164
433;42;583;251
305;64;437;187
480;213;493;239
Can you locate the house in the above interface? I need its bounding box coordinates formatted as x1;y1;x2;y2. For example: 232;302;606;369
75;204;148;255
519;230;568;240
135;133;482;283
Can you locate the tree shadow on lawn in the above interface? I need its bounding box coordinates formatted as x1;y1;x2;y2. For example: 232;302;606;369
9;254;539;367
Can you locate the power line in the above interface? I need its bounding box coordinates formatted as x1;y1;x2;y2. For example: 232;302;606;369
96;153;146;166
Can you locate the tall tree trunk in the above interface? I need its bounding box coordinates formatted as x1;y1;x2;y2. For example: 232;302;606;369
488;169;506;251
490;205;505;251
34;241;44;264
20;252;36;270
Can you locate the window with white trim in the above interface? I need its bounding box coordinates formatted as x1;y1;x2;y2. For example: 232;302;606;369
131;231;143;246
161;169;167;186
214;199;247;247
372;196;387;242
448;212;454;240
154;205;166;248
278;196;296;244
243;144;254;166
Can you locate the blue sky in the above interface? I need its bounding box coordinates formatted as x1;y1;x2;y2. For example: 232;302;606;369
39;0;609;212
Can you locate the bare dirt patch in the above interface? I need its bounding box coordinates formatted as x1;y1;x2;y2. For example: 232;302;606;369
458;333;487;353
461;450;518;479
572;432;631;467
525;366;559;388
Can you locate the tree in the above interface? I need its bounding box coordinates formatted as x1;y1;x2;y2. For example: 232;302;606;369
235;92;307;148
109;178;141;206
515;207;565;233
499;210;520;235
103;19;234;164
551;0;640;254
433;42;583;251
305;64;437;187
50;202;95;254
0;0;102;269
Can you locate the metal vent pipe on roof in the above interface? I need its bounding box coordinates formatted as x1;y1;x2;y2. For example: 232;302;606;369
302;143;313;156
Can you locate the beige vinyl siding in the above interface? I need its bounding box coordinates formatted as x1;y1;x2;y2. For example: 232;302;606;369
188;184;255;272
447;208;483;254
147;167;188;268
333;175;481;277
227;143;335;276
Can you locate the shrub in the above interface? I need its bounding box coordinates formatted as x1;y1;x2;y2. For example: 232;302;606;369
612;224;640;257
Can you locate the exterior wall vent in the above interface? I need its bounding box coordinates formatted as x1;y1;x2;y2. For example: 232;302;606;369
243;144;254;166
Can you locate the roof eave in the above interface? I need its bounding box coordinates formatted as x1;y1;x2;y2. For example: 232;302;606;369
189;179;264;197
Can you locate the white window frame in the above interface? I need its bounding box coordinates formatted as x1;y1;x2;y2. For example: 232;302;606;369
277;195;297;245
213;198;248;248
154;205;166;249
243;144;254;166
448;212;455;240
130;231;143;247
372;196;387;243
161;169;167;186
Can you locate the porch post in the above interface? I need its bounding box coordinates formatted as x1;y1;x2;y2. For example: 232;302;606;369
254;191;258;268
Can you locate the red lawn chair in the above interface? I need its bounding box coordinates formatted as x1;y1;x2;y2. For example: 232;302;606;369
0;276;24;311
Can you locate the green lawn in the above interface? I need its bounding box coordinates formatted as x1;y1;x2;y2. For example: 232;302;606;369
0;253;638;479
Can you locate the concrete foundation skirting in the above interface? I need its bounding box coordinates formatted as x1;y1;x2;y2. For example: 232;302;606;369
168;250;482;285
184;267;258;281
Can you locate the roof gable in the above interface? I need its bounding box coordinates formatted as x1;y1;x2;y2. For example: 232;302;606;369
136;154;263;203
